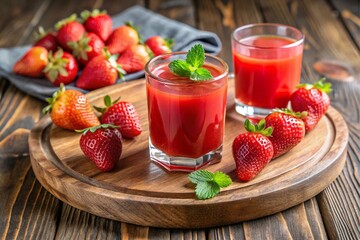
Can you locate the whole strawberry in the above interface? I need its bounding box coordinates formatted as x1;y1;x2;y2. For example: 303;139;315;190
117;44;151;73
106;22;140;54
55;14;85;51
145;36;173;56
43;84;100;130
76;49;125;90
68;32;105;66
265;109;306;159
81;9;112;42
78;124;122;172
94;95;142;138
232;119;274;182
290;78;332;133
13;46;48;78
33;26;58;52
43;49;79;86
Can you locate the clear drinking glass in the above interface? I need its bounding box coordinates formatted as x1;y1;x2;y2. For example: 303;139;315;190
232;23;304;118
145;52;228;171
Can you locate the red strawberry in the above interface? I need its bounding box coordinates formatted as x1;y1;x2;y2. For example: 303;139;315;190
94;95;142;138
13;46;48;78
145;36;173;56
44;49;79;86
232;119;274;182
81;9;112;42
55;14;85;51
68;32;105;66
78;124;122;172
117;44;151;73
76;49;125;90
33;27;58;52
106;22;140;54
265;109;306;159
290;78;332;133
42;84;100;130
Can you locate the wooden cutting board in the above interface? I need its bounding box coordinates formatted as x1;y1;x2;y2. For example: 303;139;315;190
29;78;348;229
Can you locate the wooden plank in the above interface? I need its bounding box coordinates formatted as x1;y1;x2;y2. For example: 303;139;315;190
195;0;261;69
147;0;195;27
256;0;360;239
54;204;121;239
330;0;360;49
0;0;52;47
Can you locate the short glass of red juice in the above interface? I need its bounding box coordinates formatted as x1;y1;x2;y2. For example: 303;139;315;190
232;23;304;118
145;52;228;171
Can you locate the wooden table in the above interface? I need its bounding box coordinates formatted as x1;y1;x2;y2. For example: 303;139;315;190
1;0;359;239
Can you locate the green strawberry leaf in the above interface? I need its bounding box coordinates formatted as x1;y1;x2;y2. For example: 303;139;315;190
195;181;220;200
168;44;213;81
188;170;232;200
190;67;212;81
168;60;191;77
188;170;214;184
104;95;112;107
186;44;205;68
244;118;273;136
213;172;232;188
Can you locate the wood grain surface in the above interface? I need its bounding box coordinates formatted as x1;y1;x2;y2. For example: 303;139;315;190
29;78;348;228
1;0;360;239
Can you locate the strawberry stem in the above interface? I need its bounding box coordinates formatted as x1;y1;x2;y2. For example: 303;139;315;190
42;83;66;115
244;119;273;137
93;95;121;114
55;13;79;30
273;108;308;119
296;77;332;93
75;123;118;135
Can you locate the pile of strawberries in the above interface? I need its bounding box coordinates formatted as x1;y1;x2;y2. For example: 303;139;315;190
232;78;332;182
13;9;173;90
43;84;142;172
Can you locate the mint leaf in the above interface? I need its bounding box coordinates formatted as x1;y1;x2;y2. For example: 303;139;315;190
168;60;191;77
195;181;220;200
188;170;214;184
168;44;213;81
213;172;232;188
188;170;232;200
190;67;212;81
186;44;205;68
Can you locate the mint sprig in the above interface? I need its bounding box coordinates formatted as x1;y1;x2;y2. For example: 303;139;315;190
169;44;213;81
188;170;232;200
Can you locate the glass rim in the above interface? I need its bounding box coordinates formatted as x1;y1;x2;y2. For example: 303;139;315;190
232;23;305;49
144;51;229;85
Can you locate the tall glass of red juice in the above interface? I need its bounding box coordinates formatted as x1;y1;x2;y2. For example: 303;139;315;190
232;23;304;118
145;52;228;171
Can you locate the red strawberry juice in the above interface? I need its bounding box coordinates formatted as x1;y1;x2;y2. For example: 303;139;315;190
233;35;303;109
146;59;227;163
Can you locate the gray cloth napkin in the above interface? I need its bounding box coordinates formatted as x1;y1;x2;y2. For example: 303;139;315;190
0;5;222;100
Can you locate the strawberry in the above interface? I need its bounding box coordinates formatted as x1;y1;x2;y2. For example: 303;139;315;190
33;26;58;52
43;84;100;130
55;14;85;51
78;124;122;172
44;49;79;86
290;78;332;133
81;9;112;42
76;49;125;90
106;22;140;54
13;46;48;78
232;119;274;182
94;95;142;138
117;44;151;73
145;36;173;56
265;109;306;159
68;32;105;66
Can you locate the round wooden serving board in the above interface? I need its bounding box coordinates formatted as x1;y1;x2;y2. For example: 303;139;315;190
29;78;348;229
